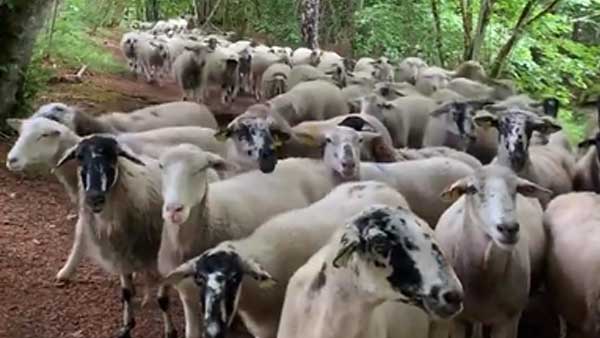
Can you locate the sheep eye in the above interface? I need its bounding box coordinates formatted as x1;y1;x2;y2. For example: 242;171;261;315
326;137;332;143
158;163;164;169
358;138;364;144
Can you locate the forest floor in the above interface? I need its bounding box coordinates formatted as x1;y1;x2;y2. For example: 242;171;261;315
0;31;255;338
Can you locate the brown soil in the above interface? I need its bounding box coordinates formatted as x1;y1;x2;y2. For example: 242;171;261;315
0;30;257;338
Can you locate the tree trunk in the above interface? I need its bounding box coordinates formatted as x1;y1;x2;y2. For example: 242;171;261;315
431;0;445;66
489;0;561;77
465;0;495;61
145;0;159;22
300;0;320;49
0;0;52;122
459;0;473;59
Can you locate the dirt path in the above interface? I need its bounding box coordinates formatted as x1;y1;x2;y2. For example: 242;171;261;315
0;32;256;338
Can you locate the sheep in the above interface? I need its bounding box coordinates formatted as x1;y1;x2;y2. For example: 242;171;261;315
415;66;450;96
544;192;600;338
574;133;600;192
278;205;464;338
373;81;422;100
137;37;171;84
423;99;493;151
268;79;348;126
314;125;475;226
290;47;321;66
395;56;428;84
360;93;437;148
452;60;516;100
343;83;373;113
445;77;495;100
5;117;228;281
250;49;289;100
393;146;482;170
162;181;412;338
120;31;146;74
31;101;218;135
172;43;211;102
354;57;394;82
473;108;575;206
260;62;291;100
287;64;331;89
434;164;549;338
53;135;175;338
155;142;366;338
200;44;241;104
431;88;466;103
291;113;394;162
237;47;253;95
315;51;347;87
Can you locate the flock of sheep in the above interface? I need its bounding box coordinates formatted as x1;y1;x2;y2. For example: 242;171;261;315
5;15;600;338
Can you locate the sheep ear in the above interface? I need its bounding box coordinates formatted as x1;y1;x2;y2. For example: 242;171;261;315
472;111;498;129
118;147;145;166
207;153;238;172
239;257;277;288
214;127;232;141
163;259;196;286
535;116;562;135
578;138;596;149
6;118;23;131
333;227;361;268
55;144;78;169
543;98;560;117
440;177;470;203
516;177;552;199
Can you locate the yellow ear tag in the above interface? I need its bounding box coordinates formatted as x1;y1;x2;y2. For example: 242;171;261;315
258;278;277;289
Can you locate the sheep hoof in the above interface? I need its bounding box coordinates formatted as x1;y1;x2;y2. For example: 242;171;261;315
56;269;73;282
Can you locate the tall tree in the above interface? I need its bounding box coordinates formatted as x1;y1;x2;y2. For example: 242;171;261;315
145;0;159;21
464;0;496;61
0;0;52;121
458;0;473;59
300;0;320;49
490;0;562;77
430;0;445;66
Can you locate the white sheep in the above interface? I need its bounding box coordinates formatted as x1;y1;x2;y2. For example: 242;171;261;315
30;101;218;135
162;181;411;338
260;62;291;100
434;164;549;338
155;142;363;338
278;205;464;338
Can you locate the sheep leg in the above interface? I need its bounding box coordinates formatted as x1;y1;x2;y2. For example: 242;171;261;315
254;75;263;102
117;274;136;338
178;281;202;338
56;217;86;281
157;285;178;338
490;315;520;338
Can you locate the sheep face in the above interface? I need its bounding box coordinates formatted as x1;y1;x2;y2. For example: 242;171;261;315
323;126;363;180
473;109;561;171
56;136;145;213
176;247;275;338
6;118;67;171
31;102;76;129
360;94;392;122
430;100;492;151
441;165;550;250
396;57;427;84
216;116;290;173
416;67;449;95
333;205;464;320
159;145;232;225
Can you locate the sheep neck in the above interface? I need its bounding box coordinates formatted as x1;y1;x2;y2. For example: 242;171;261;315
175;180;214;261
306;248;383;338
459;200;514;294
52;131;82;204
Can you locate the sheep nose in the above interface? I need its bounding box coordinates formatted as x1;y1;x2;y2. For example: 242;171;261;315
6;156;18;168
441;290;463;308
341;161;356;170
166;203;184;213
497;222;520;237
